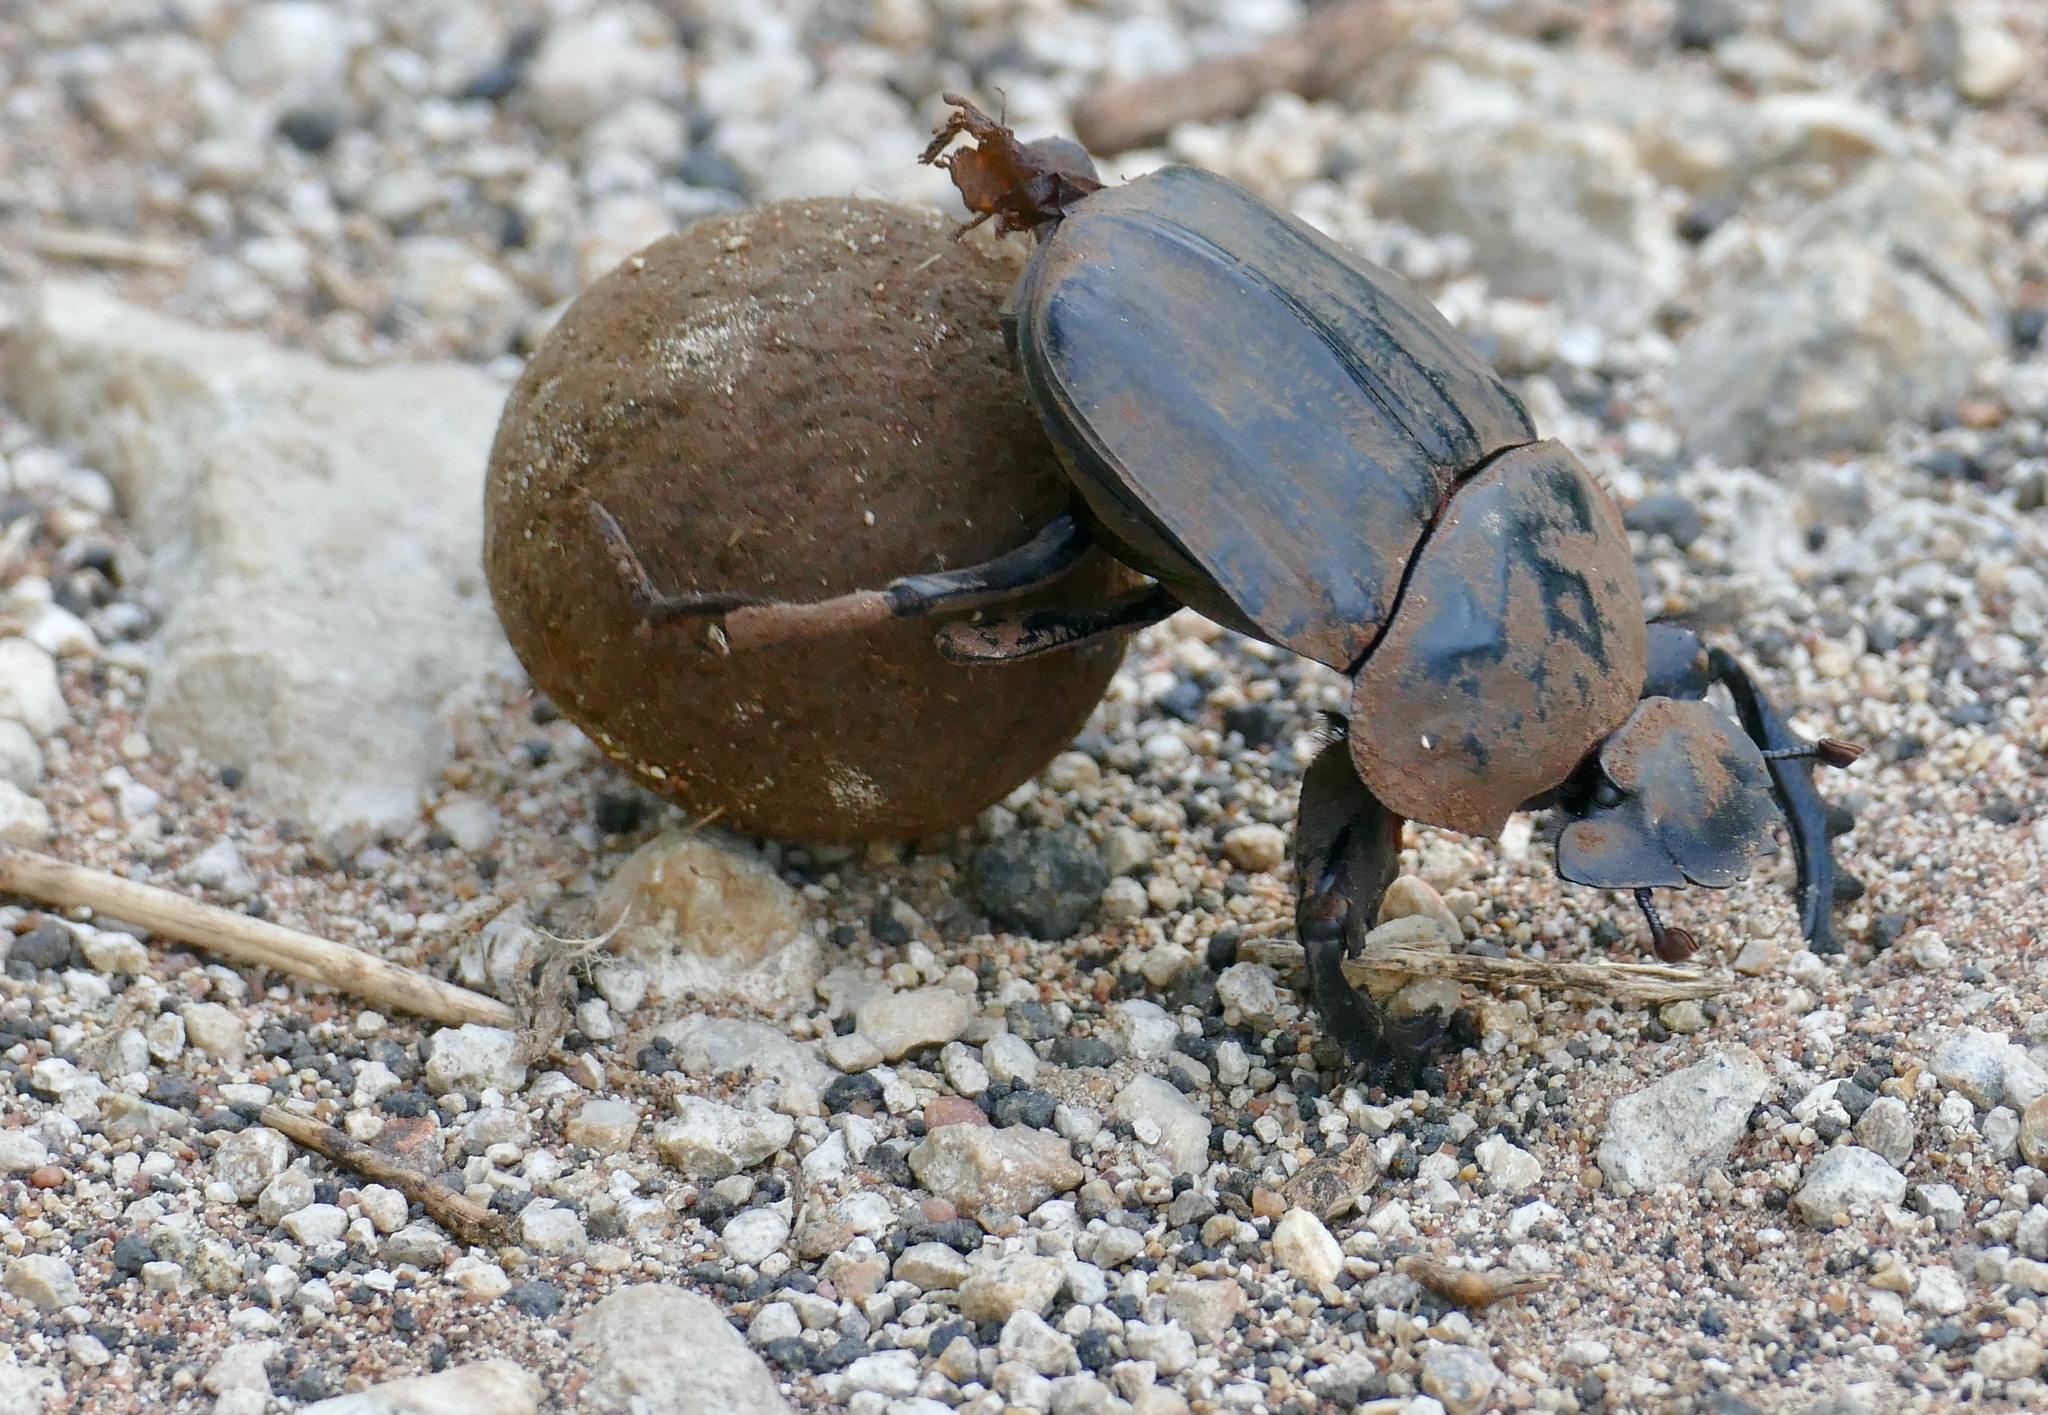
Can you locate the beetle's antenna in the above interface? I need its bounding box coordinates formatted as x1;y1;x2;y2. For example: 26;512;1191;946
1759;738;1863;769
1633;887;1698;962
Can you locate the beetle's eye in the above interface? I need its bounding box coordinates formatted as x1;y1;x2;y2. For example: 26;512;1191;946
1593;778;1625;809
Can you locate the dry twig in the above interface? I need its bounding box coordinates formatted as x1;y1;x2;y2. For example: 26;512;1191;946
0;846;516;1028
258;1105;507;1248
1244;936;1725;1006
19;226;192;268
1070;0;1436;155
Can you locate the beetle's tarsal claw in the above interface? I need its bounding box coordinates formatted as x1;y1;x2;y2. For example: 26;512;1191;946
1814;737;1864;768
1633;887;1697;962
1760;736;1864;769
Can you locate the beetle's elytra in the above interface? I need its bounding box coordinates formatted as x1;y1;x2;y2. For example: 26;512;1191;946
590;99;1861;1085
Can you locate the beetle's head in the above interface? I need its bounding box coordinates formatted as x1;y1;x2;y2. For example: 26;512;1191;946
1550;697;1781;945
920;94;1103;236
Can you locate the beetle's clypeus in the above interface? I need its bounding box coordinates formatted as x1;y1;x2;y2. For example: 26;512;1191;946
593;97;1862;1086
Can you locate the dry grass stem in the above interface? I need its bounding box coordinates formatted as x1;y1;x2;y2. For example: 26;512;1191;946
0;846;516;1028
1244;936;1726;1005
19;225;192;268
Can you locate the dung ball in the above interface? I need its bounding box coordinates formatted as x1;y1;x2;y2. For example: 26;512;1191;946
484;198;1125;842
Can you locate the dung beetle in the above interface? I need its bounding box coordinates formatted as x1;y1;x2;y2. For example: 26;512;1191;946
592;98;1862;1084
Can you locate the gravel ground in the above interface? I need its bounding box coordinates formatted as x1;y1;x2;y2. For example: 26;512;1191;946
1;1;2047;1413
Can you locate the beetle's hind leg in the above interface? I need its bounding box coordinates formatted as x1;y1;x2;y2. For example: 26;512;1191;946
587;499;1097;652
1295;730;1446;1089
1705;647;1864;954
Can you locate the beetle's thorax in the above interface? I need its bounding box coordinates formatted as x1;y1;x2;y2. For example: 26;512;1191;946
1344;442;1648;839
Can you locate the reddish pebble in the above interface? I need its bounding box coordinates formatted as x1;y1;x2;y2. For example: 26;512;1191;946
27;1166;66;1189
918;1197;959;1224
923;1097;990;1129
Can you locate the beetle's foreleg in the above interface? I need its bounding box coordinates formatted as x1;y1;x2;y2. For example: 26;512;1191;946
1295;734;1444;1088
1706;648;1862;954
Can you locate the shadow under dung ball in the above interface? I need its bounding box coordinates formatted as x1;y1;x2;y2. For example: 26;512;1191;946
484;199;1126;842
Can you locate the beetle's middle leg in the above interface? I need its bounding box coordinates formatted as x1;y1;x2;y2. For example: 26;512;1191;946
933;583;1180;664
1294;724;1446;1087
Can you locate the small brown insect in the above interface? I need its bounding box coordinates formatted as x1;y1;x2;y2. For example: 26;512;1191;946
1400;1256;1561;1309
919;94;1102;237
1279;1133;1381;1220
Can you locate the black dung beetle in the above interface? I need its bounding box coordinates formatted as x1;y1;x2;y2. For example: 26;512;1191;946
591;98;1862;1085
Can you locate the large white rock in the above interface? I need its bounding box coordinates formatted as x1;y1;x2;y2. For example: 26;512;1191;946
1112;1076;1211;1177
1270;1208;1344;1291
0;1353;63;1414
0;640;68;739
571;1285;791;1415
424;1025;528;1097
1598;1047;1769;1190
1670;161;2002;460
1793;1145;1907;1225
1369;107;1681;336
595;830;820;1010
0;781;51;849
518;7;686;134
4;283;519;856
0;719;43;789
221;1;347;114
299;1359;543;1415
655;1096;795;1179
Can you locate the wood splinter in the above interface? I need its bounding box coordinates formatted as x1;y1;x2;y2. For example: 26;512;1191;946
0;845;516;1029
1070;0;1433;155
259;1105;508;1249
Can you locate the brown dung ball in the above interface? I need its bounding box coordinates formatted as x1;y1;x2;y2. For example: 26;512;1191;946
484;198;1125;842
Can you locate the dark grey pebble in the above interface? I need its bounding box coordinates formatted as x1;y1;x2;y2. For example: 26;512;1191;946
971;828;1108;940
1049;1037;1116;1069
1006;1001;1057;1041
991;1089;1057;1129
824;1074;884;1113
11;922;77;971
1623;490;1705;550
504;1280;563;1317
